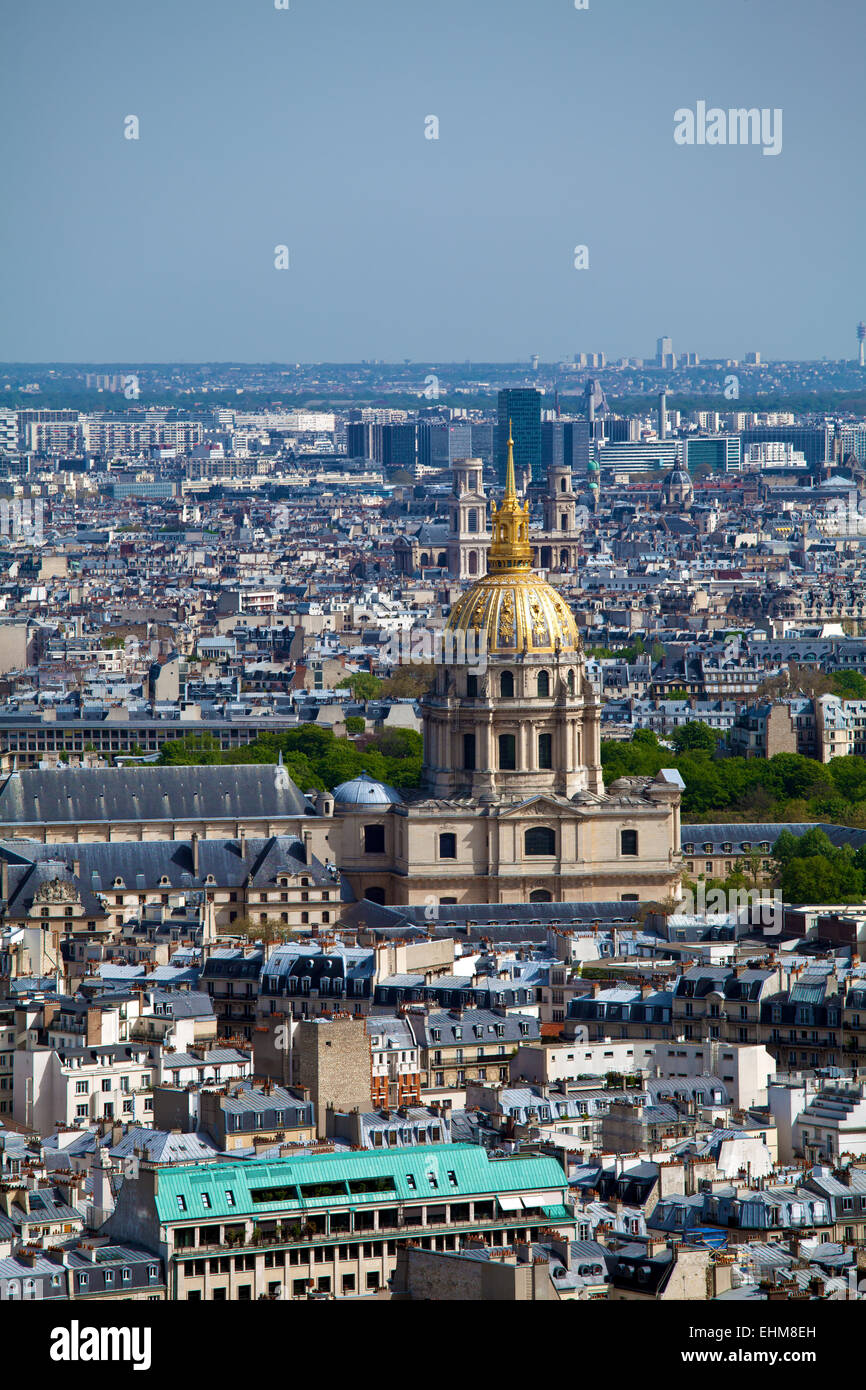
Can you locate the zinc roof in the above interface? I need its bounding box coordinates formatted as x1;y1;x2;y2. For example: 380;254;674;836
152;1143;567;1223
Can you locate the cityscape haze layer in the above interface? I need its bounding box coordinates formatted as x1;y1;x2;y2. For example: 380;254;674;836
4;0;866;1345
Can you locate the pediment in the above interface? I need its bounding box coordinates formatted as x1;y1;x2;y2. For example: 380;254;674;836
499;794;578;819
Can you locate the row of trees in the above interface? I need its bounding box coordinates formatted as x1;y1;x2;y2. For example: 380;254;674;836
158;723;424;790
603;728;866;826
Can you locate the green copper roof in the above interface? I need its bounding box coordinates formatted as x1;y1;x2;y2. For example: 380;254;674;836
153;1143;567;1223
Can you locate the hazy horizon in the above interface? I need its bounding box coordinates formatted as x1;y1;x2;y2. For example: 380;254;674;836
2;0;864;363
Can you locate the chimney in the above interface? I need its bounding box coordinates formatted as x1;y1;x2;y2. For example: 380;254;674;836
191;832;199;878
1;857;7;904
239;829;247;860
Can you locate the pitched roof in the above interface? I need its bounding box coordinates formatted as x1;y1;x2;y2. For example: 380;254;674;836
0;763;311;825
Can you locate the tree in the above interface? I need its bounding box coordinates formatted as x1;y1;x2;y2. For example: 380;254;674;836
828;755;866;802
367;728;422;760
336;673;383;701
345;716;365;734
380;665;435;698
833;669;866;699
772;827;866;904
786;662;834;699
159;732;223;764
670;721;717;755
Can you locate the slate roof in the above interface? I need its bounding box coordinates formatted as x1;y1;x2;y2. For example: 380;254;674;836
681;821;866;853
407;1008;541;1048
0;835;347;913
108;1128;222;1164
0;763;312;824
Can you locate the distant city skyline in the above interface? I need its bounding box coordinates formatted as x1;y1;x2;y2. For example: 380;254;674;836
1;0;864;363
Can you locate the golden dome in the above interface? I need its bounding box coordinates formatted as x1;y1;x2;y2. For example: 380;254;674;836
444;422;582;657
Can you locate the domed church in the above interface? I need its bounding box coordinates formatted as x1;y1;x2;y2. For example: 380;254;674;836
331;432;683;908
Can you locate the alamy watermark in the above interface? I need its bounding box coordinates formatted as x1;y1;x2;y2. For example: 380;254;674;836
0;498;43;545
822;497;866;536
381;627;489;673
674;103;782;157
678;883;784;937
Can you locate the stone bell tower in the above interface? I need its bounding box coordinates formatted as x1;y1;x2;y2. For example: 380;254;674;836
447;456;489;581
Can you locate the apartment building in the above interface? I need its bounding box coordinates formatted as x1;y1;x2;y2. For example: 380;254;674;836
103;1143;575;1301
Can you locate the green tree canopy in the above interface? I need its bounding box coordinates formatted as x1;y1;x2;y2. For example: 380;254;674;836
670;721;717;755
336;673;384;701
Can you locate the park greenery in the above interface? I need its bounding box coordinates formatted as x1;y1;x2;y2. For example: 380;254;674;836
602;725;866;828
158;723;423;790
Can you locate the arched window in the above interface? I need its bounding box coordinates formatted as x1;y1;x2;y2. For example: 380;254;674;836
560;476;567;492
537;670;550;697
439;833;457;859
560;548;569;567
525;827;556;856
567;668;575;694
437;552;447;566
419;553;429;566
500;670;514;697
498;733;516;770
468;550;478;575
540;546;552;569
530;889;552;902
621;829;638;856
365;887;386;905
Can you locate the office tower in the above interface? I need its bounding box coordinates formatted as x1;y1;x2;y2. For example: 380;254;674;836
470;421;493;468
658;392;667;439
345;422;373;459
681;435;742;473
541;420;590;477
379;424;417;472
839;425;866;462
858;322;865;368
417;420;449;470
739;425;830;470
656;336;674;367
496;388;541;486
448;421;473;463
606;418;631;444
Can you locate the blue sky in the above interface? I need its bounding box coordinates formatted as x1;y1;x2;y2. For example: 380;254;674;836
1;0;863;361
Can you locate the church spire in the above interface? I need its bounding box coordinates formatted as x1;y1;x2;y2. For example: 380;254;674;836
488;419;533;573
504;419;517;500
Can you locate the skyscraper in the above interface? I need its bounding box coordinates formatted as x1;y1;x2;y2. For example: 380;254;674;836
656;336;676;369
496;388;541;486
